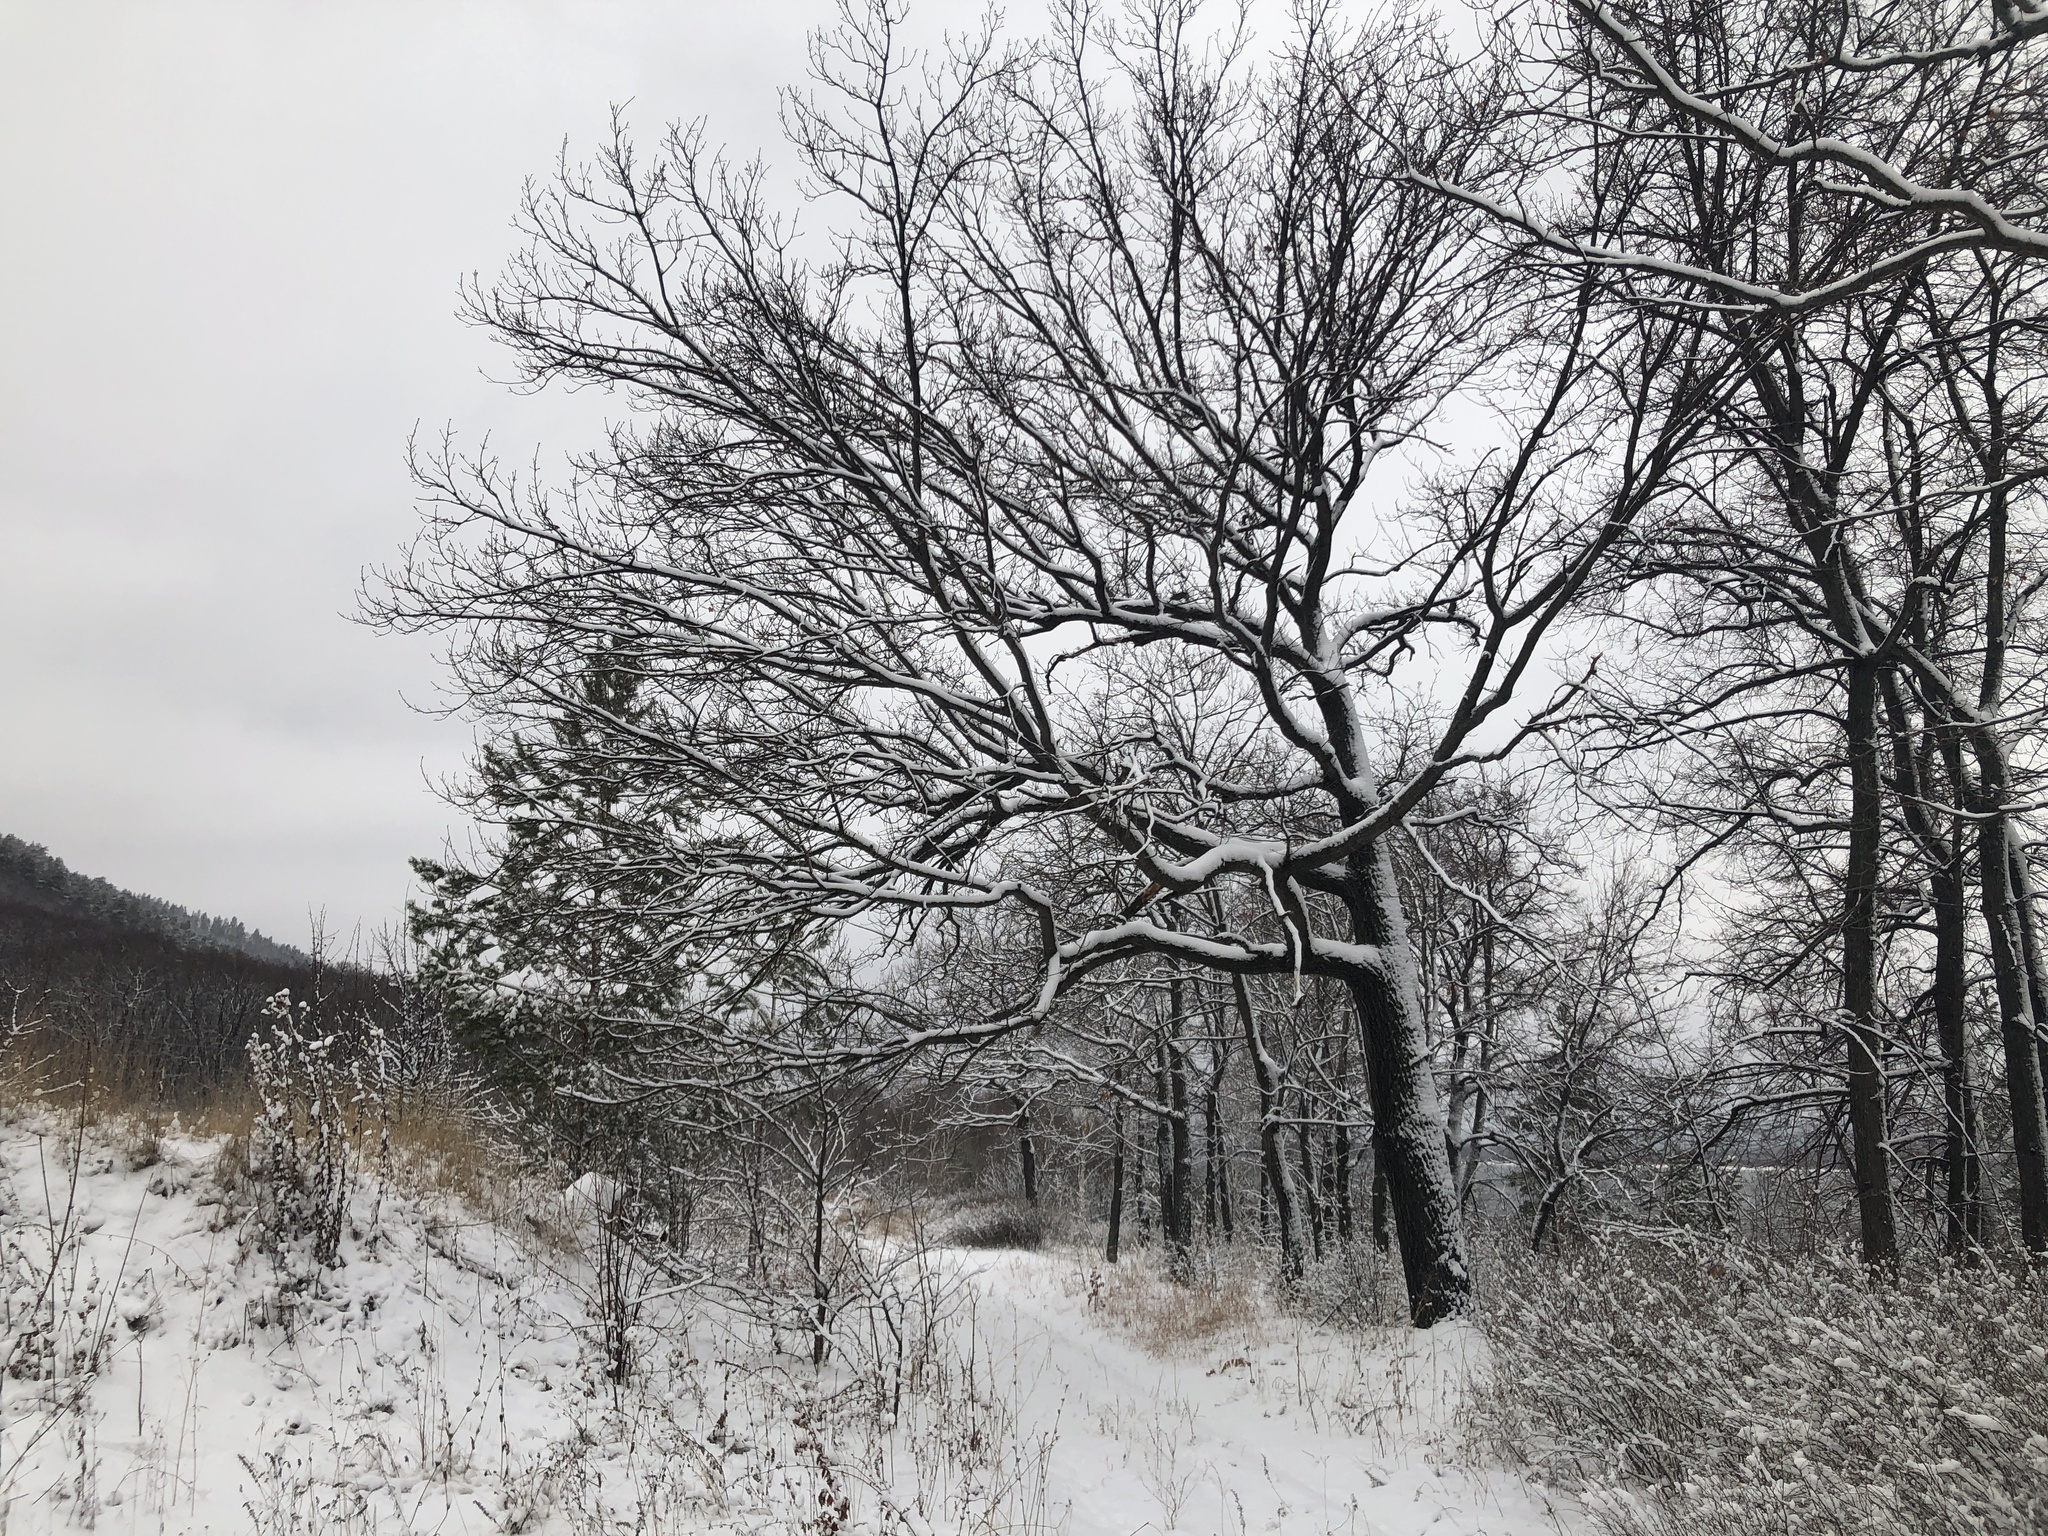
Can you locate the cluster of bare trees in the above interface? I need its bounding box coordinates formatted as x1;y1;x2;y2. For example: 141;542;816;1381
1473;0;2048;1272
374;0;2048;1325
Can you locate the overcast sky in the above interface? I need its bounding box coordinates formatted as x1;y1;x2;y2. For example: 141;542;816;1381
0;1;875;947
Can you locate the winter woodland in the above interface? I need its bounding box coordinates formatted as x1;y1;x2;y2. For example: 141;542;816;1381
7;0;2048;1532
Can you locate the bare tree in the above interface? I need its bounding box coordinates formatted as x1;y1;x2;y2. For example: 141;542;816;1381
1422;0;2048;311
375;0;1726;1323
1410;0;2048;1264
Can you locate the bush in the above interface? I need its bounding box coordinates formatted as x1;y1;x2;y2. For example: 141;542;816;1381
1475;1229;2048;1536
246;989;392;1274
930;1197;1050;1251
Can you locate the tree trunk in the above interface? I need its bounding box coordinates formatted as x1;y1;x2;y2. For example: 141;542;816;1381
1343;839;1469;1325
1935;736;1984;1254
1133;1117;1151;1240
1297;1114;1324;1261
1976;771;2048;1252
1842;657;1899;1268
811;1135;831;1367
1230;977;1302;1282
1153;1048;1175;1257
1215;1094;1234;1242
1457;937;1494;1210
1935;846;1984;1255
1165;999;1194;1281
1333;1117;1354;1245
2008;844;2048;1129
1530;1177;1568;1252
1016;1102;1039;1205
1204;1083;1219;1236
746;1134;767;1285
1106;1089;1126;1264
1971;391;2048;1248
1370;1153;1391;1252
1886;674;1981;1255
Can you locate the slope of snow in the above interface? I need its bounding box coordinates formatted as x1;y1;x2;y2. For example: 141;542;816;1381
0;1112;1574;1535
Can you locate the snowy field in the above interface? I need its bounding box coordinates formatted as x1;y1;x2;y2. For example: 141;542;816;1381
0;1110;1572;1535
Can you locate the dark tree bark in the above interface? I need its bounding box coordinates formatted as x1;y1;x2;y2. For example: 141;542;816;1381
1890;680;1982;1255
810;1134;831;1367
1105;1087;1126;1265
1977;768;2048;1252
1842;657;1900;1268
1203;1034;1232;1240
1935;841;1983;1255
1297;1112;1324;1262
1016;1101;1039;1206
1371;1152;1392;1253
1153;1048;1175;1255
1203;1083;1220;1236
1928;738;1983;1256
1344;843;1470;1322
1231;976;1302;1282
2009;846;2048;1125
1134;1117;1151;1241
1963;326;2048;1253
1164;1000;1194;1280
1211;1080;1235;1242
1333;1118;1354;1246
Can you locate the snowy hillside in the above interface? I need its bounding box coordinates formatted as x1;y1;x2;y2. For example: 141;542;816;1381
0;1108;1572;1536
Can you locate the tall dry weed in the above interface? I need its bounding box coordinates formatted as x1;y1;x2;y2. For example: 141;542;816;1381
1072;1250;1268;1356
1474;1228;2048;1536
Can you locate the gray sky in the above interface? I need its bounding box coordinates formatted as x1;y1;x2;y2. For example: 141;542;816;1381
0;0;847;948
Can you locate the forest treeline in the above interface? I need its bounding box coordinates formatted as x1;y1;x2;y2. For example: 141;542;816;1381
0;834;397;1095
0;835;304;966
349;0;2048;1335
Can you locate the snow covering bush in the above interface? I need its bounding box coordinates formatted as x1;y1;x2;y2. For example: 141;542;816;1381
1476;1228;2048;1535
1286;1240;1413;1331
245;988;392;1274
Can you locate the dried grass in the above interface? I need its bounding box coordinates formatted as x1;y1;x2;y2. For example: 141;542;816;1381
1070;1249;1268;1357
0;1026;533;1237
1473;1227;2048;1536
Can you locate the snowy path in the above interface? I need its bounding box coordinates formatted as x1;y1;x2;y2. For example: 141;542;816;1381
919;1249;1569;1536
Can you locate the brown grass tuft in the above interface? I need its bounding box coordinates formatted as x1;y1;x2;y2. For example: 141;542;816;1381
1069;1251;1268;1356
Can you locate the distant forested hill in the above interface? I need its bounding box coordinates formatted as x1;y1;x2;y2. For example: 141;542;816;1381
0;834;305;965
0;835;389;1094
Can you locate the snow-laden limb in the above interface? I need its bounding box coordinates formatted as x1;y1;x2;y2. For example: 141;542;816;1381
1416;1;2048;315
1581;2;2048;252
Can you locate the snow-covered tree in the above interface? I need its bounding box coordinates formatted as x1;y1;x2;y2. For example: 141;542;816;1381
376;0;1720;1324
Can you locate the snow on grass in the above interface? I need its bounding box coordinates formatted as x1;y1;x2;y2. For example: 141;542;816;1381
0;1108;1574;1535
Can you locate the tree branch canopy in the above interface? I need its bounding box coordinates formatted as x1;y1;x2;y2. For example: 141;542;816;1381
372;0;1704;1063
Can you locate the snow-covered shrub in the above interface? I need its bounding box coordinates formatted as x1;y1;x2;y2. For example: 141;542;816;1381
1476;1229;2048;1535
239;1448;382;1536
832;1223;969;1421
246;988;392;1273
2;1181;118;1393
587;1188;647;1385
931;1196;1050;1250
1287;1239;1411;1330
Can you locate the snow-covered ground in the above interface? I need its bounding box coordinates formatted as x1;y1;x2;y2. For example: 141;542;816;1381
0;1112;1573;1535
